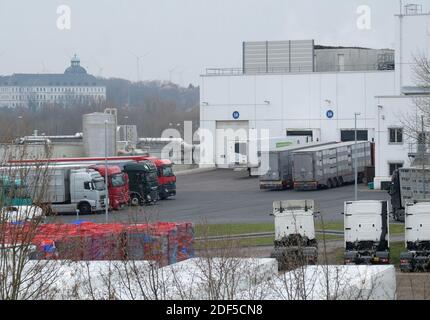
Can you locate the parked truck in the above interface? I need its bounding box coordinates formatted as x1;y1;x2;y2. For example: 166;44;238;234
24;165;107;215
116;161;159;206
343;200;390;265
259;142;336;190
140;156;176;200
10;155;176;201
389;167;430;222
0;175;44;222
270;200;318;271
400;201;430;272
0;175;32;206
88;165;129;210
293;141;372;191
229;136;314;177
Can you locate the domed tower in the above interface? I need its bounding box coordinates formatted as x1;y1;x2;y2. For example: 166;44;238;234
64;54;87;74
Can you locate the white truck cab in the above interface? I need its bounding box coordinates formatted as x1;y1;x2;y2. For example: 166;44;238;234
270;200;318;270
400;201;430;272
68;168;107;213
273;200;316;241
344;201;390;265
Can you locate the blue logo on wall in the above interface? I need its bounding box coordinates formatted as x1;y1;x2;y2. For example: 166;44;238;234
326;110;334;119
232;111;240;120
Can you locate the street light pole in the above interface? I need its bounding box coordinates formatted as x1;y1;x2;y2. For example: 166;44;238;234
104;120;109;223
422;115;426;200
354;112;361;201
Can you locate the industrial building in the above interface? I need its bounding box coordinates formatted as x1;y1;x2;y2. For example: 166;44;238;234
199;4;430;187
0;55;106;109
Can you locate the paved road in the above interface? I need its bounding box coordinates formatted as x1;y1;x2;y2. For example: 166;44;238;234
50;169;390;225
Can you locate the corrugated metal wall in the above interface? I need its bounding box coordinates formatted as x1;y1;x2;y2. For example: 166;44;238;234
243;40;314;74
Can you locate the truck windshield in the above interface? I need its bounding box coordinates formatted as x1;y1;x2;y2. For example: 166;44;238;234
93;179;106;191
111;173;126;187
162;166;174;177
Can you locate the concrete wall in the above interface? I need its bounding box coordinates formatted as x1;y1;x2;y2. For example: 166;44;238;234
200;70;397;166
0;143;85;162
375;95;420;179
395;13;430;91
315;48;394;72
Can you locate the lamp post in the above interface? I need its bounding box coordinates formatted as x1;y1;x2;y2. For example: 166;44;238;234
354;112;361;201
104;120;109;223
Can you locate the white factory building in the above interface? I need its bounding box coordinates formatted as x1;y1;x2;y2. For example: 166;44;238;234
199;4;430;188
0;55;106;109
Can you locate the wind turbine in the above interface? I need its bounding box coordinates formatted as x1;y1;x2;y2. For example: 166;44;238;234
129;51;150;82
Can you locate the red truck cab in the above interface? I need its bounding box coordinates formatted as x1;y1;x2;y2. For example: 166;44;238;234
143;157;176;200
90;165;130;210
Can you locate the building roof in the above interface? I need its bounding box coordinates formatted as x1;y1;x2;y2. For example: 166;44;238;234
0;55;104;87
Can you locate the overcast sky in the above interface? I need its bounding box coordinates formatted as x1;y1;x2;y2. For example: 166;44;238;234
0;0;426;85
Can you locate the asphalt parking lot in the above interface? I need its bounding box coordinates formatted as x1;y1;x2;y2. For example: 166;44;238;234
51;169;390;225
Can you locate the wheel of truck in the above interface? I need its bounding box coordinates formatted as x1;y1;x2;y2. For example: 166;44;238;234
327;179;333;189
130;194;141;207
78;202;92;215
339;177;344;186
333;178;340;188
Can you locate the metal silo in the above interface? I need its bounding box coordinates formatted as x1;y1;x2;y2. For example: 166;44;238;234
83;112;117;157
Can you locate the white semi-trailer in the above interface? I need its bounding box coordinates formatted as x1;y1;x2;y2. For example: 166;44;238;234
292;141;372;191
25;165;108;215
400;201;430;272
270;200;318;271
344;201;390;265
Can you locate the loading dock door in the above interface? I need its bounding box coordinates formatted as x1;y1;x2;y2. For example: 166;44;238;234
216;121;249;168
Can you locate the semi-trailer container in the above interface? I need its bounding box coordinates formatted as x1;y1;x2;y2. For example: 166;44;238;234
293;141;372;191
389;167;430;222
259;142;336;190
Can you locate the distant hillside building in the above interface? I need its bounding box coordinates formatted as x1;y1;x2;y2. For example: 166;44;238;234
0;55;106;109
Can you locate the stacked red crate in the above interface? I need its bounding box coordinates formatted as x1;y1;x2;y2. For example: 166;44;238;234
1;221;194;265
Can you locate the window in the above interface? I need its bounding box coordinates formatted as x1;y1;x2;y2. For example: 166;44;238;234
338;54;345;71
287;130;313;137
111;174;126;187
389;163;403;176
162;166;174;177
389;128;403;144
340;130;368;142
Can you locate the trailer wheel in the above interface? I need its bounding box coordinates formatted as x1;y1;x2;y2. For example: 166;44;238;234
78;202;92;215
327;179;333;189
339;177;344;186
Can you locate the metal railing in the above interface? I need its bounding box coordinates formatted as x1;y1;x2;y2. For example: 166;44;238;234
205;63;394;76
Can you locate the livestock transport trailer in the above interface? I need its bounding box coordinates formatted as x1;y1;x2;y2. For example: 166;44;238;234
389;167;430;222
293;141;372;191
259;142;336;190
